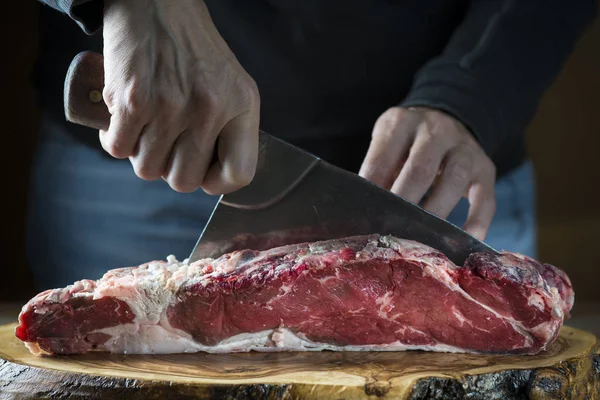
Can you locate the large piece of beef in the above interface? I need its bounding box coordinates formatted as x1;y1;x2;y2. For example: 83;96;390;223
15;234;573;356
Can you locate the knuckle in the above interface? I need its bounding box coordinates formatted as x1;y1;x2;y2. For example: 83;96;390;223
124;79;145;112
466;142;495;171
446;157;473;184
132;161;162;181
227;168;255;188
241;75;261;107
198;89;220;114
168;174;202;193
104;79;148;120
408;160;437;182
374;107;407;134
155;89;185;113
421;129;445;148
155;100;184;126
102;85;117;111
100;135;131;159
449;164;471;184
372;110;407;142
122;78;150;117
104;142;126;159
173;182;201;193
385;107;408;123
422;116;440;134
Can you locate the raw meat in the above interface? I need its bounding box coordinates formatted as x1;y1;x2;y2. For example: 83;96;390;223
15;234;573;356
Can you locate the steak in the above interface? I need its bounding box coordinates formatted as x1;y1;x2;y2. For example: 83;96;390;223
15;234;573;356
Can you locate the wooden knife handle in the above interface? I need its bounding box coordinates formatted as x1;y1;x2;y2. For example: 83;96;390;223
64;51;111;131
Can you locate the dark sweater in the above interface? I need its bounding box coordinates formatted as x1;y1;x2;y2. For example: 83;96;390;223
34;0;597;178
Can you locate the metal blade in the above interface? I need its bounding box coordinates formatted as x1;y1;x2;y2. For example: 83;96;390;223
57;52;496;265
188;131;499;265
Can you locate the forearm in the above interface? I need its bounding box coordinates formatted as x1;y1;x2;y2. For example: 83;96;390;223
400;0;597;160
39;0;104;34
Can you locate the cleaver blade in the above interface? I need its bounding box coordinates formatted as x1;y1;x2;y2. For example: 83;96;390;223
188;130;499;265
62;51;499;267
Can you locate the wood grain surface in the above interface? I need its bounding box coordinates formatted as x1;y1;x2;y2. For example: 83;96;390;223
0;324;598;399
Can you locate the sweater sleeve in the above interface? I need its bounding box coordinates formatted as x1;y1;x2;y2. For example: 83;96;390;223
399;0;597;159
39;0;104;34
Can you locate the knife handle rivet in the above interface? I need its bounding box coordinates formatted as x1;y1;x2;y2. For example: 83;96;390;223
89;89;103;103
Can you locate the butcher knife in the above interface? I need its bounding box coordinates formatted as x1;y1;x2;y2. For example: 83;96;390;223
63;51;499;265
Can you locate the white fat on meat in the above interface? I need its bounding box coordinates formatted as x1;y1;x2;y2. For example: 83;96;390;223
92;323;472;355
19;234;570;356
95;239;538;354
527;292;546;312
382;236;538;348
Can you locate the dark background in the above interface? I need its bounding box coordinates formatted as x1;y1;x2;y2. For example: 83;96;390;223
2;3;599;310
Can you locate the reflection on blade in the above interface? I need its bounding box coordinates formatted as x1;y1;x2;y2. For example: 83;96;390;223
188;159;498;265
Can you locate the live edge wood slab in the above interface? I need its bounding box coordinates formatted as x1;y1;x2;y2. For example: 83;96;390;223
0;323;597;400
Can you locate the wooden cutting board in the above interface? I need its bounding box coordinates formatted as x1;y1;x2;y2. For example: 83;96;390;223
0;323;598;400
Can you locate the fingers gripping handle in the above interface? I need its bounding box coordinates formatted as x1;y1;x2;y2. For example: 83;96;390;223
63;50;220;166
62;50;310;207
64;51;111;132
